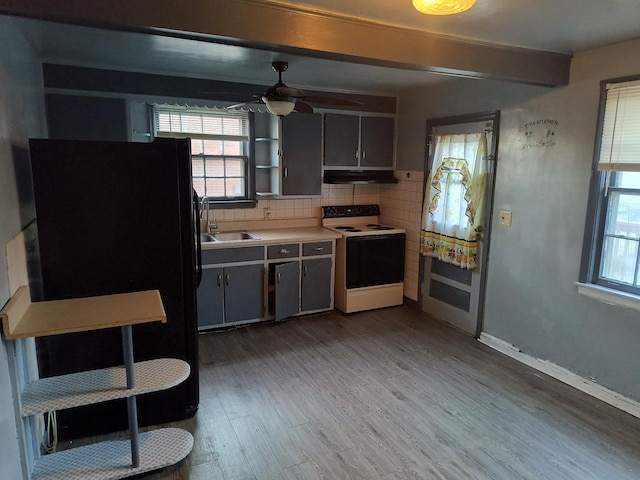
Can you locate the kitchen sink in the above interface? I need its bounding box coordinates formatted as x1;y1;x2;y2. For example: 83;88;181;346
199;232;261;243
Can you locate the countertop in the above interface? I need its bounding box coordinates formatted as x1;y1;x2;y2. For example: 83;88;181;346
200;225;341;249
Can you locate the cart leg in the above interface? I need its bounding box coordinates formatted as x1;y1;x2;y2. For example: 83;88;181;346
121;325;140;468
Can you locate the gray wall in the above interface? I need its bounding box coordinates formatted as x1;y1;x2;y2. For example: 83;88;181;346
397;38;640;401
0;16;46;479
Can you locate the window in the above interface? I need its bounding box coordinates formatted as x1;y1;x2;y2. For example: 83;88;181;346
580;77;640;299
154;106;255;206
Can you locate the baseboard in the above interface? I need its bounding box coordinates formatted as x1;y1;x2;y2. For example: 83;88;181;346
478;332;640;420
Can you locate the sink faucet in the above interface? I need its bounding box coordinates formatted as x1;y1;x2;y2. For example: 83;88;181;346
200;196;217;233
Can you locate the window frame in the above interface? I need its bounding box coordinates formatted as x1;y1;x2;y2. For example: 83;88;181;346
153;105;257;209
580;74;640;298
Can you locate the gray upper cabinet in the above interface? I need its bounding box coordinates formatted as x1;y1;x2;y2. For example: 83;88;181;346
323;113;395;168
360;116;395;168
281;113;323;196
323;114;360;167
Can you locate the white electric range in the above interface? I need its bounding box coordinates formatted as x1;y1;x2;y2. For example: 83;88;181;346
322;205;406;313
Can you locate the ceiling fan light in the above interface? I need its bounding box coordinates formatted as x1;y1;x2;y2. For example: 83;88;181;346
412;0;476;15
263;98;295;116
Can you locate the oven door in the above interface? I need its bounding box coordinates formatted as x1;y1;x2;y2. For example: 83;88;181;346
345;233;405;289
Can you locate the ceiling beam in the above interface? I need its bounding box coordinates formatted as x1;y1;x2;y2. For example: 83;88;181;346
0;0;571;86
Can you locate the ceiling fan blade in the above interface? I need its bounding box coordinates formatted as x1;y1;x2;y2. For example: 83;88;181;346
302;95;362;107
226;99;261;110
293;100;314;114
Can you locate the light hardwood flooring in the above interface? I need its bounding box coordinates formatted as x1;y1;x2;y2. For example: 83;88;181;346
146;306;640;479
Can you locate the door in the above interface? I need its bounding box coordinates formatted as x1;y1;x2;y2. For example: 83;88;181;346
301;258;333;312
281;113;323;195
346;234;405;288
360;116;395;168
224;264;264;323
197;267;224;329
324;113;359;166
275;261;300;321
421;113;498;337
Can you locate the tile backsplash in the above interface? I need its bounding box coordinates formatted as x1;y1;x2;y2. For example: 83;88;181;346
379;170;424;302
209;184;381;222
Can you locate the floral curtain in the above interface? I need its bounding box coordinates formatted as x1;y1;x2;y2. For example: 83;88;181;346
421;132;488;269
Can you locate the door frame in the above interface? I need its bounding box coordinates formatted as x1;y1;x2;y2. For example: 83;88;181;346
418;111;500;338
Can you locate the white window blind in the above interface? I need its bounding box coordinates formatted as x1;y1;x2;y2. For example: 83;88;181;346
598;80;640;171
154;107;249;141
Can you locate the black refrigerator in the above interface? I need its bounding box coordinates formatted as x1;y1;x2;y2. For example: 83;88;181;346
28;137;201;440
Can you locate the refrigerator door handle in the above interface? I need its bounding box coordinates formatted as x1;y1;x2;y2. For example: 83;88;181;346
193;189;203;287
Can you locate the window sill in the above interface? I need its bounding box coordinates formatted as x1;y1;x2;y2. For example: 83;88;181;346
209;200;257;209
575;282;640;312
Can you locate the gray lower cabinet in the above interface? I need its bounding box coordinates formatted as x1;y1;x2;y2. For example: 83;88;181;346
200;240;334;328
274;262;300;321
301;257;333;312
198;267;224;328
197;264;264;329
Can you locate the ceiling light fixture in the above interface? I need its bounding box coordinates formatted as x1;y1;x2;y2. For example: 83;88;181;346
412;0;476;15
262;97;296;116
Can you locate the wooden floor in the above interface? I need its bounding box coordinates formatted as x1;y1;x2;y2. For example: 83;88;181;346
146;306;640;479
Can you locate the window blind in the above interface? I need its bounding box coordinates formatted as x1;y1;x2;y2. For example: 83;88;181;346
598;80;640;171
154;107;249;142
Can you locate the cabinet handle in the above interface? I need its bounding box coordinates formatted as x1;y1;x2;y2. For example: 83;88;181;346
276;272;281;284
313;247;324;251
279;248;290;254
217;274;222;287
362;150;367;160
225;274;230;286
303;266;308;277
354;150;359;159
284;167;288;178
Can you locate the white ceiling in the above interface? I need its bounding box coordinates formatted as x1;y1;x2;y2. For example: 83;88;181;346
9;0;640;96
271;0;640;54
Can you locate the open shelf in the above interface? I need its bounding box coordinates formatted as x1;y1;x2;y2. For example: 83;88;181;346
21;358;190;417
1;286;193;480
32;428;193;480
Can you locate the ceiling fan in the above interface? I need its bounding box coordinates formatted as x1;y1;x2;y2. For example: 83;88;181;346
227;61;361;116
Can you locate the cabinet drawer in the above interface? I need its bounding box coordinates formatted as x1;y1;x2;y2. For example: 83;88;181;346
267;243;299;259
202;246;264;264
302;241;333;256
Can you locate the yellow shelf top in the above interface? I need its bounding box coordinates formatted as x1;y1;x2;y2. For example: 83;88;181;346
1;286;166;340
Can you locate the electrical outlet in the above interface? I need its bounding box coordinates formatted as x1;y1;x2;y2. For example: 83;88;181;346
499;211;512;227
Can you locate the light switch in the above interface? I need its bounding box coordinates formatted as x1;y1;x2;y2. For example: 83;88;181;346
499;211;512;227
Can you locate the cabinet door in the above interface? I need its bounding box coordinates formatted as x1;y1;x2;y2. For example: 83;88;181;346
197;267;224;329
301;258;333;312
275;261;300;321
360;116;395;167
281;113;322;195
324;113;359;166
224;264;264;323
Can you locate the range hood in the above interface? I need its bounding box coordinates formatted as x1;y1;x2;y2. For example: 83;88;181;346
323;170;398;184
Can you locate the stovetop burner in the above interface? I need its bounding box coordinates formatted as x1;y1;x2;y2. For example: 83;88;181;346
322;205;406;237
